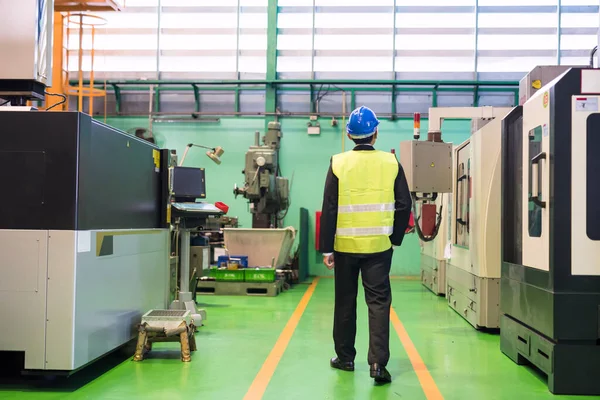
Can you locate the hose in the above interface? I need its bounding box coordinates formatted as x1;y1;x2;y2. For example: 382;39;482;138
590;46;598;68
411;193;443;243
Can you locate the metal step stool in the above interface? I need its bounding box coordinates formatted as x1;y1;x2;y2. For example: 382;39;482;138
133;309;197;362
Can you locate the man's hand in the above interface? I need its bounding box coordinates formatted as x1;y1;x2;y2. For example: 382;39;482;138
323;254;335;270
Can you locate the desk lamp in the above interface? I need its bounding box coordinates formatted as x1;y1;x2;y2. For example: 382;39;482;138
180;143;224;166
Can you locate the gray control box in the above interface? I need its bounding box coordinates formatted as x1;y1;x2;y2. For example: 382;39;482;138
399;140;452;193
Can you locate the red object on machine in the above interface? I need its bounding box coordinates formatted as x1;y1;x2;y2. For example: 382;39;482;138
405;212;415;233
215;202;229;214
421;204;437;237
315;211;322;250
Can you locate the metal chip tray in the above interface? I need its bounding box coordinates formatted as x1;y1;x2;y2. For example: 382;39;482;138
141;309;192;330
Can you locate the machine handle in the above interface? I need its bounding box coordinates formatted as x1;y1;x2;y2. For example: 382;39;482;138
528;152;547;208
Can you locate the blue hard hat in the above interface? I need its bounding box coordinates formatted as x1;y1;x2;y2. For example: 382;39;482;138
346;106;379;138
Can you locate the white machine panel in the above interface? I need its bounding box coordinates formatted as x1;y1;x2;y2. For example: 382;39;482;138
522;88;551;272
581;69;600;94
46;231;77;370
448;117;502;279
0;0;53;84
571;96;600;275
0;230;49;370
0;229;169;371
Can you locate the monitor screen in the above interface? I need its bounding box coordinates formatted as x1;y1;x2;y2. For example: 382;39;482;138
171;166;206;199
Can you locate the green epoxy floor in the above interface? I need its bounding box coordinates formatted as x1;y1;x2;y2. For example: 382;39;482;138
1;278;599;400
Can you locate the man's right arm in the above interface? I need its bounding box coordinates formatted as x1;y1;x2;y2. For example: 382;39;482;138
319;158;338;254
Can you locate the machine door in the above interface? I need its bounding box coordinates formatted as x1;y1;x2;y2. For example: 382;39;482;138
455;142;471;249
571;96;600;275
522;89;550;271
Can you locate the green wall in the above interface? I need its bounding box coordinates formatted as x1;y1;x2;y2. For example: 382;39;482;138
104;116;471;277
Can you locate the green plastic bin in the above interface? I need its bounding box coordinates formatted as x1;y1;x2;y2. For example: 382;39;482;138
216;269;245;282
244;268;276;283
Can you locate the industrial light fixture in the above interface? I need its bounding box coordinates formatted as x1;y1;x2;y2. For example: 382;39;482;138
180;143;225;166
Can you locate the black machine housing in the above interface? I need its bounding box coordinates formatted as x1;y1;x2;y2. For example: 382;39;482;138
0;111;170;231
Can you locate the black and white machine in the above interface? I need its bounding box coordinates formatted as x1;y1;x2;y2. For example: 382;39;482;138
0;111;172;374
500;67;600;395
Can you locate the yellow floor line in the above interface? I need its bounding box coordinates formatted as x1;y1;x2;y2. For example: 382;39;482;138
391;308;444;400
243;277;320;400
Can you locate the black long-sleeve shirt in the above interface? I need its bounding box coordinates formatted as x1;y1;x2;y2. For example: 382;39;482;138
319;145;412;254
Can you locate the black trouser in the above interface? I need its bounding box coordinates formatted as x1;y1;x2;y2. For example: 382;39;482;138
333;248;393;367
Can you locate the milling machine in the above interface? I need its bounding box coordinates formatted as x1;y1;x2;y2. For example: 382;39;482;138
233;121;290;228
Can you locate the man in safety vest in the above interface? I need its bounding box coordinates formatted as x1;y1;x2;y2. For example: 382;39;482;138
319;105;412;384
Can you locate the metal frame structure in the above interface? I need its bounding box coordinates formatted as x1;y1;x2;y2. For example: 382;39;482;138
58;1;598;116
68;78;520;117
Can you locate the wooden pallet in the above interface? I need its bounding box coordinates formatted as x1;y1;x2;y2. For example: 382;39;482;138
196;279;284;297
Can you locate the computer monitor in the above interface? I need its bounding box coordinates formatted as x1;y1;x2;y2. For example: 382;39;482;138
171;166;206;201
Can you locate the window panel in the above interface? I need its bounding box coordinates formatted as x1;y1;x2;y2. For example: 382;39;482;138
479;13;557;28
395;57;474;72
278;0;313;5
162;0;238;5
160;56;237;72
396;13;474;28
479;0;556;4
241;0;268;5
315;35;392;50
315;13;393;28
478;35;557;50
277;56;312;72
560;0;597;3
561;13;599;28
395;0;474;4
313;57;392;71
160;34;237;50
67;33;158;50
87;13;158;28
277;35;313;50
316;0;393;5
560;34;597;50
477;56;556;72
561;56;591;65
239;56;267;73
68;56;157;72
239;12;268;28
161;13;237;28
124;0;158;5
396;35;474;50
239;34;268;50
278;13;313;28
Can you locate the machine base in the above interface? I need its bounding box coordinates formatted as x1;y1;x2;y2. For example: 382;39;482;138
446;264;500;329
501;314;600;395
420;255;446;296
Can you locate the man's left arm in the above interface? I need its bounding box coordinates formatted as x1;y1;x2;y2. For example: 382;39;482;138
389;162;412;247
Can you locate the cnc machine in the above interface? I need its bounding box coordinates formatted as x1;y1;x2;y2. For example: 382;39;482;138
0;1;174;374
500;67;600;395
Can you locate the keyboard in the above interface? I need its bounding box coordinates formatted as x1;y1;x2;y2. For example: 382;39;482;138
172;202;223;214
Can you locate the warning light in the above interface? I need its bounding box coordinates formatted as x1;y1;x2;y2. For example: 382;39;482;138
413;112;421;139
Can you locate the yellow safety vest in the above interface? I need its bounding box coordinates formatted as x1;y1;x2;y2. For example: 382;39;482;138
331;150;399;254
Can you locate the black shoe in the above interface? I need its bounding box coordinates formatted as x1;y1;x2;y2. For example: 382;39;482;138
330;357;354;371
370;363;392;383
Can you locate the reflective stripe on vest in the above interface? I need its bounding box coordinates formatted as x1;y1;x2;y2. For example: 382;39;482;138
331;150;399;254
338;203;395;213
336;226;394;236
